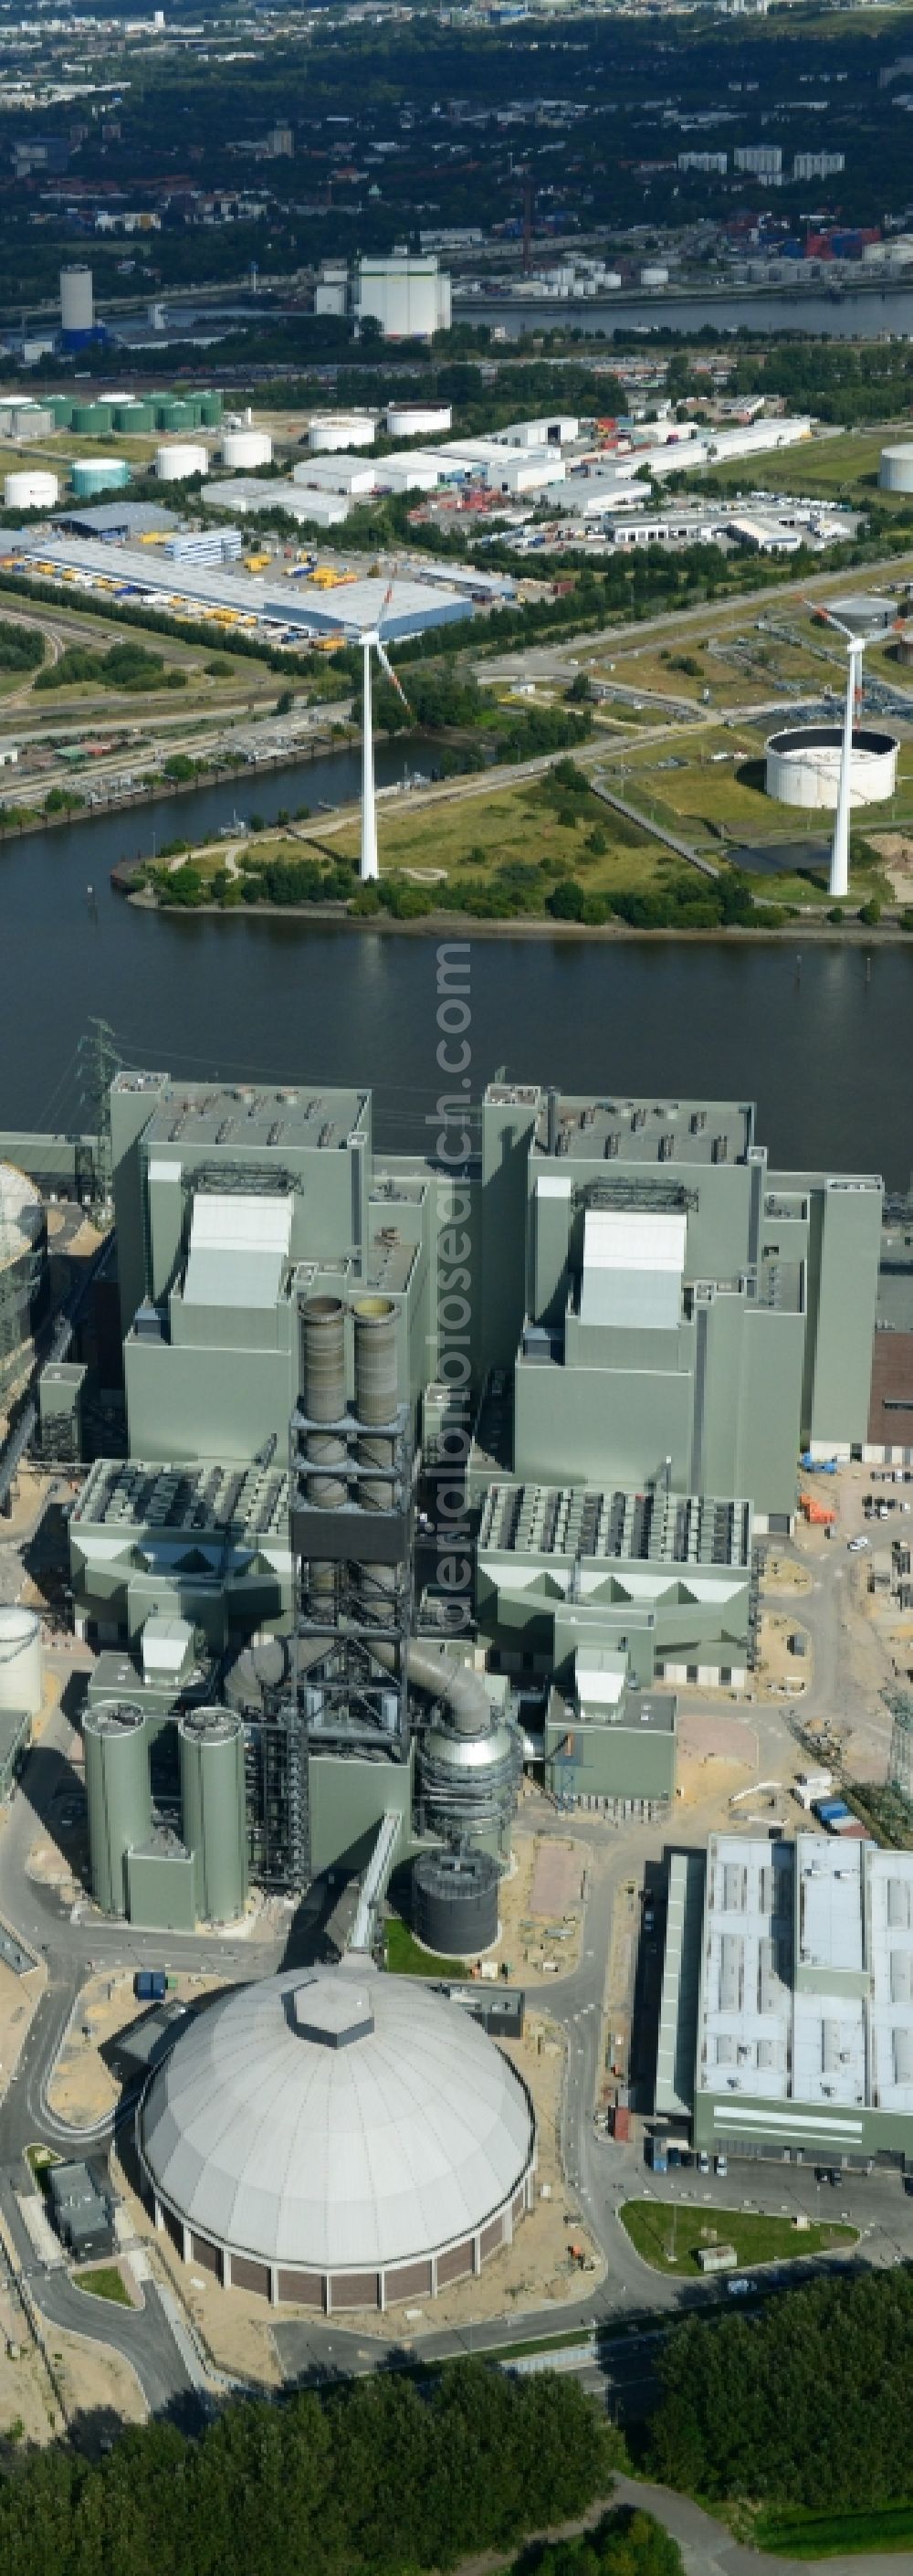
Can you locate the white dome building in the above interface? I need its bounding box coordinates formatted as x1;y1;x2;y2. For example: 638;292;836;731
138;1965;535;2310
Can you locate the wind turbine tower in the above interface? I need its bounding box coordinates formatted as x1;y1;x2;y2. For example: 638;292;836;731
358;587;411;885
824;614;866;903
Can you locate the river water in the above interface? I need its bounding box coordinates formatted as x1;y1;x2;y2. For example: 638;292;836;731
5;740;913;1184
465;283;913;342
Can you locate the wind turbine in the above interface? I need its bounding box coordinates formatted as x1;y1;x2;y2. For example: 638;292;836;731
813;605;869;902
356;583;412;884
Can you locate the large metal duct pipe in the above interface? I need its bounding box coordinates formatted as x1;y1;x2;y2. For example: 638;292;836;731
300;1294;346;1615
372;1637;492;1737
300;1296;346;1507
352;1296;398;1511
352;1297;398;1627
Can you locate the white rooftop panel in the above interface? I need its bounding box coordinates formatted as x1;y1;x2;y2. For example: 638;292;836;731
184;1191;291;1310
580;1206;686;1331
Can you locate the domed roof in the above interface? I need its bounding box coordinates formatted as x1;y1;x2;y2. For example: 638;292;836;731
139;1965;534;2273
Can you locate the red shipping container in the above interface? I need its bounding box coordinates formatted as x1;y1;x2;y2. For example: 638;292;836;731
613;2105;631;2141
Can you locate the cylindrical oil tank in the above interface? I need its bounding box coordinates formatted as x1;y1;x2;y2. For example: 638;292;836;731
4;470;58;512
413;1846;499;1957
71;458;131;499
47;396;76;428
83;1701;150;1916
178;1705;247;1924
0;1608;42;1718
765;723;898;810
198;391;224;428
111;400;153;434
221;428;273;470
641;264;669;288
880;443;913;493
154;442;208;482
308;412;375;452
156;399;194;433
70;403;111;436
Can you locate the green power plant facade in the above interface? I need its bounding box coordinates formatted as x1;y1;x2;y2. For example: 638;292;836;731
56;1066;882;1920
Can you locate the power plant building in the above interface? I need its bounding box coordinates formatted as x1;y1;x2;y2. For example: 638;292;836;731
63;1067;883;1915
138;1964;535;2307
656;1834;913;2170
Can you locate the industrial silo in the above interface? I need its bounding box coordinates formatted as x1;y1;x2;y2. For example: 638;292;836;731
156;399;194;433
84;1701;151;1916
154;443;208;482
198;390;224;428
413;1847;500;1957
71;403;111;436
71;459;131;499
111;400;153;434
179;1705;247;1924
0;1609;42;1720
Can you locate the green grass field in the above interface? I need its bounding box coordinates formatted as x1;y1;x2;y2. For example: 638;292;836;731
384;1918;470;1979
72;2265;131;2307
677;425;909;505
619;2199;856;2278
754;2499;913;2558
334;770;663;897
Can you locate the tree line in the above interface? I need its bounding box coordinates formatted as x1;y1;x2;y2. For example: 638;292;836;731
0;2358;619;2576
647;2269;913;2512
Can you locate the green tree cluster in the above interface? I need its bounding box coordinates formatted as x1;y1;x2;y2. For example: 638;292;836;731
0;617;43;673
521;2507;683;2576
648;2271;913;2508
0;2359;618;2576
35;641;184;694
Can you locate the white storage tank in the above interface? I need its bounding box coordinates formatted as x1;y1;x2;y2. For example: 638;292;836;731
154;442;209;482
308;412;375;453
0;1609;42;1718
4;470;58;511
384;402;453;439
59;264;93;335
220;428;273;470
880;443;913;493
765;723;898;810
641;265;669;288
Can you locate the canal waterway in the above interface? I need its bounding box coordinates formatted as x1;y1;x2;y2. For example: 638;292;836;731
466;283;913;341
5;739;913;1184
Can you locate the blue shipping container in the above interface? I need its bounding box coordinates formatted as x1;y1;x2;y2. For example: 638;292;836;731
134;1969;167;2001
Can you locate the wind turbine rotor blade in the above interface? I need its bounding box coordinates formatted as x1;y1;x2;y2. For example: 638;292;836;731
375;636;413;713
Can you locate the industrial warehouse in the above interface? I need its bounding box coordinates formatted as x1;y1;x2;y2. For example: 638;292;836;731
656;1834;913;2170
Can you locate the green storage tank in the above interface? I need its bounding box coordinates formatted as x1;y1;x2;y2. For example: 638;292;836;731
126;1833;196;1933
71;402;110;435
84;1699;151;1916
179;1705;247;1924
198;391;224;428
47;396;76;428
112;400;153;434
156;399;193;432
71;458;132;498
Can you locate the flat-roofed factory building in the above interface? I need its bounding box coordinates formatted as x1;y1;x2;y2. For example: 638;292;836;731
656;1833;913;2170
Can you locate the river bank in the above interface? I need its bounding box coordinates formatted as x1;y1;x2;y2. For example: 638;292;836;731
124;880;911;943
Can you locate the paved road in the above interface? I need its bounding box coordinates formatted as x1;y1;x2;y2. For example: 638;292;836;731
611;2475;913;2576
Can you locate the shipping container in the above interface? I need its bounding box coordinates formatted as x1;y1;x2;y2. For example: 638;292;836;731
134;1969;167;2001
612;2105;631;2141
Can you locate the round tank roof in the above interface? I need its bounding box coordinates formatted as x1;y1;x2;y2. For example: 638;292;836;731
139;1964;534;2274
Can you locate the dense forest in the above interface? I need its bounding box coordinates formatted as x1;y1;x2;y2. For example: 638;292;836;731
647;2269;913;2511
0;2359;620;2576
519;2510;683;2576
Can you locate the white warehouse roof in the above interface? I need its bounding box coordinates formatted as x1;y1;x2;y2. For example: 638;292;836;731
139;1965;534;2273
